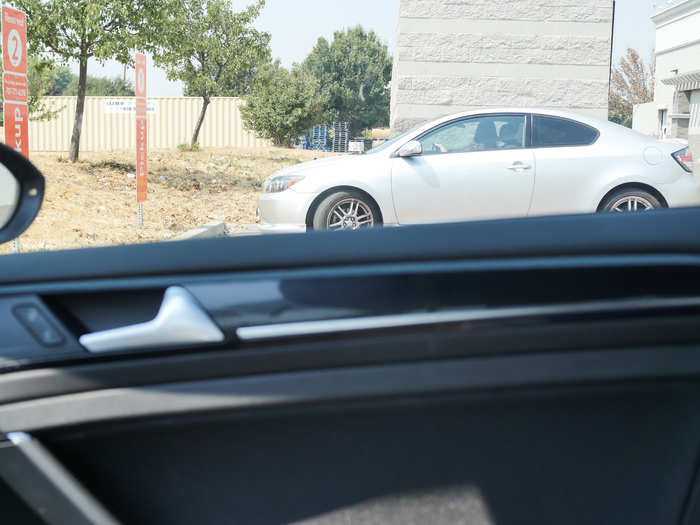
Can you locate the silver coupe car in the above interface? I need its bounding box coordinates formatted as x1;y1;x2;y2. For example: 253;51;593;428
256;108;697;232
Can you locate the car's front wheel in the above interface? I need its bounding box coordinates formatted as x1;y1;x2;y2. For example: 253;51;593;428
599;188;663;213
312;191;381;230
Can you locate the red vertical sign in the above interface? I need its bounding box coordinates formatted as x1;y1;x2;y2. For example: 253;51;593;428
2;7;28;157
135;53;147;203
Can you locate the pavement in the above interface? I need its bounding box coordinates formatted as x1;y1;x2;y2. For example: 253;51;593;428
226;223;262;236
171;221;227;241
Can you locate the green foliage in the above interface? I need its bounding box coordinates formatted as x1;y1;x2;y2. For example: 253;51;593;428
14;0;166;63
154;0;269;98
608;101;633;128
26;59;72;97
13;0;173;160
26;57;64;120
2;54;132;124
241;61;326;147
63;75;135;96
52;66;73;95
240;25;392;147
0;56;66;124
302;26;392;135
152;0;270;146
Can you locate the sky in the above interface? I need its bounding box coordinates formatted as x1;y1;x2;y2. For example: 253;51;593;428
73;0;664;97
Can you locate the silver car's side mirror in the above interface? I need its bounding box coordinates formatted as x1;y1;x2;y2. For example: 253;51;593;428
0;143;45;245
397;140;422;157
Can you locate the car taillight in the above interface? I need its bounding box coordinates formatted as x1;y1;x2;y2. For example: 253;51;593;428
672;147;693;173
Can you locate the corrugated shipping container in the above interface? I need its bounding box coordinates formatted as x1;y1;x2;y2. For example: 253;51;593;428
27;96;270;152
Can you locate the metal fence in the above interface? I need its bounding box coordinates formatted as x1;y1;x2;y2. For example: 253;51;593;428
27;96;270;152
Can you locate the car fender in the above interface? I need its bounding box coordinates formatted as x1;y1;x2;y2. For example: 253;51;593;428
290;159;397;224
592;175;668;210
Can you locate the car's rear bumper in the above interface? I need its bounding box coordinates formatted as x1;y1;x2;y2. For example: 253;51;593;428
660;174;700;208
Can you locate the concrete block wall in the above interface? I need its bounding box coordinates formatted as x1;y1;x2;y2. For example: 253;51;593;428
390;0;614;133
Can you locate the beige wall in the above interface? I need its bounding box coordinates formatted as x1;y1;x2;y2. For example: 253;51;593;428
390;0;614;134
637;0;700;147
633;102;660;137
654;43;700;120
28;97;270;152
655;1;700;60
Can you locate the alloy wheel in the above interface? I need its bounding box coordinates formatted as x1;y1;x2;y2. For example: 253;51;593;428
326;198;375;230
610;196;655;212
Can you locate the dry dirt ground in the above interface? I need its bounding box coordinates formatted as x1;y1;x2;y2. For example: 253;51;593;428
1;147;333;254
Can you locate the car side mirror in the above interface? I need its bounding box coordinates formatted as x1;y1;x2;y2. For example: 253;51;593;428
397;140;422;157
0;143;45;245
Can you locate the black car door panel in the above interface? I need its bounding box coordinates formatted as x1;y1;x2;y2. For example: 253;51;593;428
1;209;700;524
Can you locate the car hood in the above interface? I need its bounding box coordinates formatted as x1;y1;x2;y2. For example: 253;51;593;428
271;154;371;178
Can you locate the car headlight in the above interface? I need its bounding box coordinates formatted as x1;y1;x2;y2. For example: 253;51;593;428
263;175;305;193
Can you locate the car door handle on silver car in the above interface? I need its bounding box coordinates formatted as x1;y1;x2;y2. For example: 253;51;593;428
507;162;532;172
79;286;224;353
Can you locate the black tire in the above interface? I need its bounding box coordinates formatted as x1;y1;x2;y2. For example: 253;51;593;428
312;190;382;230
599;188;663;213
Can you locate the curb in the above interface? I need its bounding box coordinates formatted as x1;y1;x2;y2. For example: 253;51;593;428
171;221;226;241
227;223;262;237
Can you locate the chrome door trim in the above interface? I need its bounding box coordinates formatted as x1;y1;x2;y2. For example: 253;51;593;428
236;296;700;341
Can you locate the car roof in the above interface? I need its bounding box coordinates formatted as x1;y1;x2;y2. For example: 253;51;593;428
425;108;607;128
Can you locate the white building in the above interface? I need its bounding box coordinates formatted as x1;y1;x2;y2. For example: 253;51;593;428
389;0;614;134
633;0;700;156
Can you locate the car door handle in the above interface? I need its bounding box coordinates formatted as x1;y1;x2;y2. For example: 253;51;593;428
507;162;532;171
79;286;224;353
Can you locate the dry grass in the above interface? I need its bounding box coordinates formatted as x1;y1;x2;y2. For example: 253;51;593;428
1;147;333;254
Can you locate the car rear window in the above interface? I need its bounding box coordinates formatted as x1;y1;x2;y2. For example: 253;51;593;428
533;116;599;148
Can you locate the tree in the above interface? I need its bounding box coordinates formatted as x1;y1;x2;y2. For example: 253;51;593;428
0;56;67;125
26;57;65;120
27;60;72;97
153;0;270;148
609;48;655;128
63;75;134;96
240;61;326;147
51;66;73;95
13;0;168;161
302;26;392;135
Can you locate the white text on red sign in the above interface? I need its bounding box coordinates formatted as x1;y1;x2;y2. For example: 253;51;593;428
3;72;27;102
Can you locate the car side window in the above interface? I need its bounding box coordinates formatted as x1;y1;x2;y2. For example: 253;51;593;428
418;115;527;155
533;115;599;147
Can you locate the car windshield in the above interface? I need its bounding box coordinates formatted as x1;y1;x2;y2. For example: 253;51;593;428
0;0;697;253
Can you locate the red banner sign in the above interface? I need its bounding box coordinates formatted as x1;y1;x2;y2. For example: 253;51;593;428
5;102;28;157
135;53;147;203
2;7;28;157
